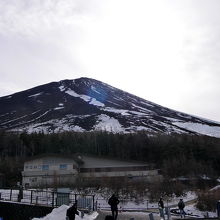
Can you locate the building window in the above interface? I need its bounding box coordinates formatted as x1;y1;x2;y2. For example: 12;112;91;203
42;165;49;170
32;177;37;182
60;164;67;170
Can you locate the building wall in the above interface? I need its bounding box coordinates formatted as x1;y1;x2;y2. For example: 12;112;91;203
22;156;161;187
22;157;78;187
79;169;161;182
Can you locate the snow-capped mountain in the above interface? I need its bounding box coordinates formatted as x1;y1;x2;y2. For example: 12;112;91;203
0;77;220;137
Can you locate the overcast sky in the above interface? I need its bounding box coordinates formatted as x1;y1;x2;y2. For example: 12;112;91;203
0;0;220;122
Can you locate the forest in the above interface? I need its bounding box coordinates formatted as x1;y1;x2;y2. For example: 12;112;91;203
0;130;220;186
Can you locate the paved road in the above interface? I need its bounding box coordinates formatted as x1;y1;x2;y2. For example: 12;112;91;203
95;211;160;220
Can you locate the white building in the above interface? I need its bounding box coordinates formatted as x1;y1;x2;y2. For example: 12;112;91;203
22;154;161;187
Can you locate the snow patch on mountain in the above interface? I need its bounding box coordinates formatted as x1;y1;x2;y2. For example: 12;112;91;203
103;107;130;116
89;98;105;107
28;92;43;98
59;85;65;92
10;117;85;134
94;114;124;132
131;103;152;113
54;107;64;110
35;110;51;120
65;89;105;107
0;114;28;125
129;126;153;132
91;85;102;94
173;122;220;138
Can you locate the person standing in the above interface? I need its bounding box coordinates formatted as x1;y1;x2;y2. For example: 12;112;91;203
158;197;165;219
217;200;220;218
66;202;79;220
178;199;185;218
108;194;120;220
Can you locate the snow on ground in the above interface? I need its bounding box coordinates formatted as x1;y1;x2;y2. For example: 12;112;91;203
184;204;217;218
32;205;98;220
173;121;220;138
94;114;125;133
0;188;218;218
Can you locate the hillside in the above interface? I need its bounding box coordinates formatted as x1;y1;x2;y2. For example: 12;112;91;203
0;77;220;137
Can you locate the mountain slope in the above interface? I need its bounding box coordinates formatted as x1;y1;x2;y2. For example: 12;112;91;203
0;77;220;137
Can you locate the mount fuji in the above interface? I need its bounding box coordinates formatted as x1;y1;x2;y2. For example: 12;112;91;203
0;77;220;137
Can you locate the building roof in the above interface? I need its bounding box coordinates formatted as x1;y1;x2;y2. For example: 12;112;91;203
80;155;149;168
23;153;151;168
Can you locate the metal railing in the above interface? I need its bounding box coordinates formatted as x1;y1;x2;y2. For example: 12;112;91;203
0;188;96;211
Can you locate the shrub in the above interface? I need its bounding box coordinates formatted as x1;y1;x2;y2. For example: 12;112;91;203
196;189;220;212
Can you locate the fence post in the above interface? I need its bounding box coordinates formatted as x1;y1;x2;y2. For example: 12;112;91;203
30;190;33;204
92;195;95;211
52;191;55;207
95;201;98;211
166;207;171;220
217;200;220;219
149;213;154;220
10;189;12;201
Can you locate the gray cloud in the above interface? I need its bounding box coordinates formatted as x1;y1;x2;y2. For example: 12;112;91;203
0;0;220;122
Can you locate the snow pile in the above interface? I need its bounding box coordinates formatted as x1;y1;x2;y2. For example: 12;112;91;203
32;205;98;220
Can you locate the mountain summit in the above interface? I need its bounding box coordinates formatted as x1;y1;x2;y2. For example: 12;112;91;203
0;77;220;137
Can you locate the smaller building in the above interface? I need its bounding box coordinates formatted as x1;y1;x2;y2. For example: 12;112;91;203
22;154;161;187
22;155;78;188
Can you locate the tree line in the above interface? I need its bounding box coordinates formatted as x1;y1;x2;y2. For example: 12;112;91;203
0;130;220;185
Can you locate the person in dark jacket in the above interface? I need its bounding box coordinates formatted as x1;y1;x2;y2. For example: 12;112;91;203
66;202;79;220
108;194;120;220
158;197;165;219
158;197;164;209
178;199;185;218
